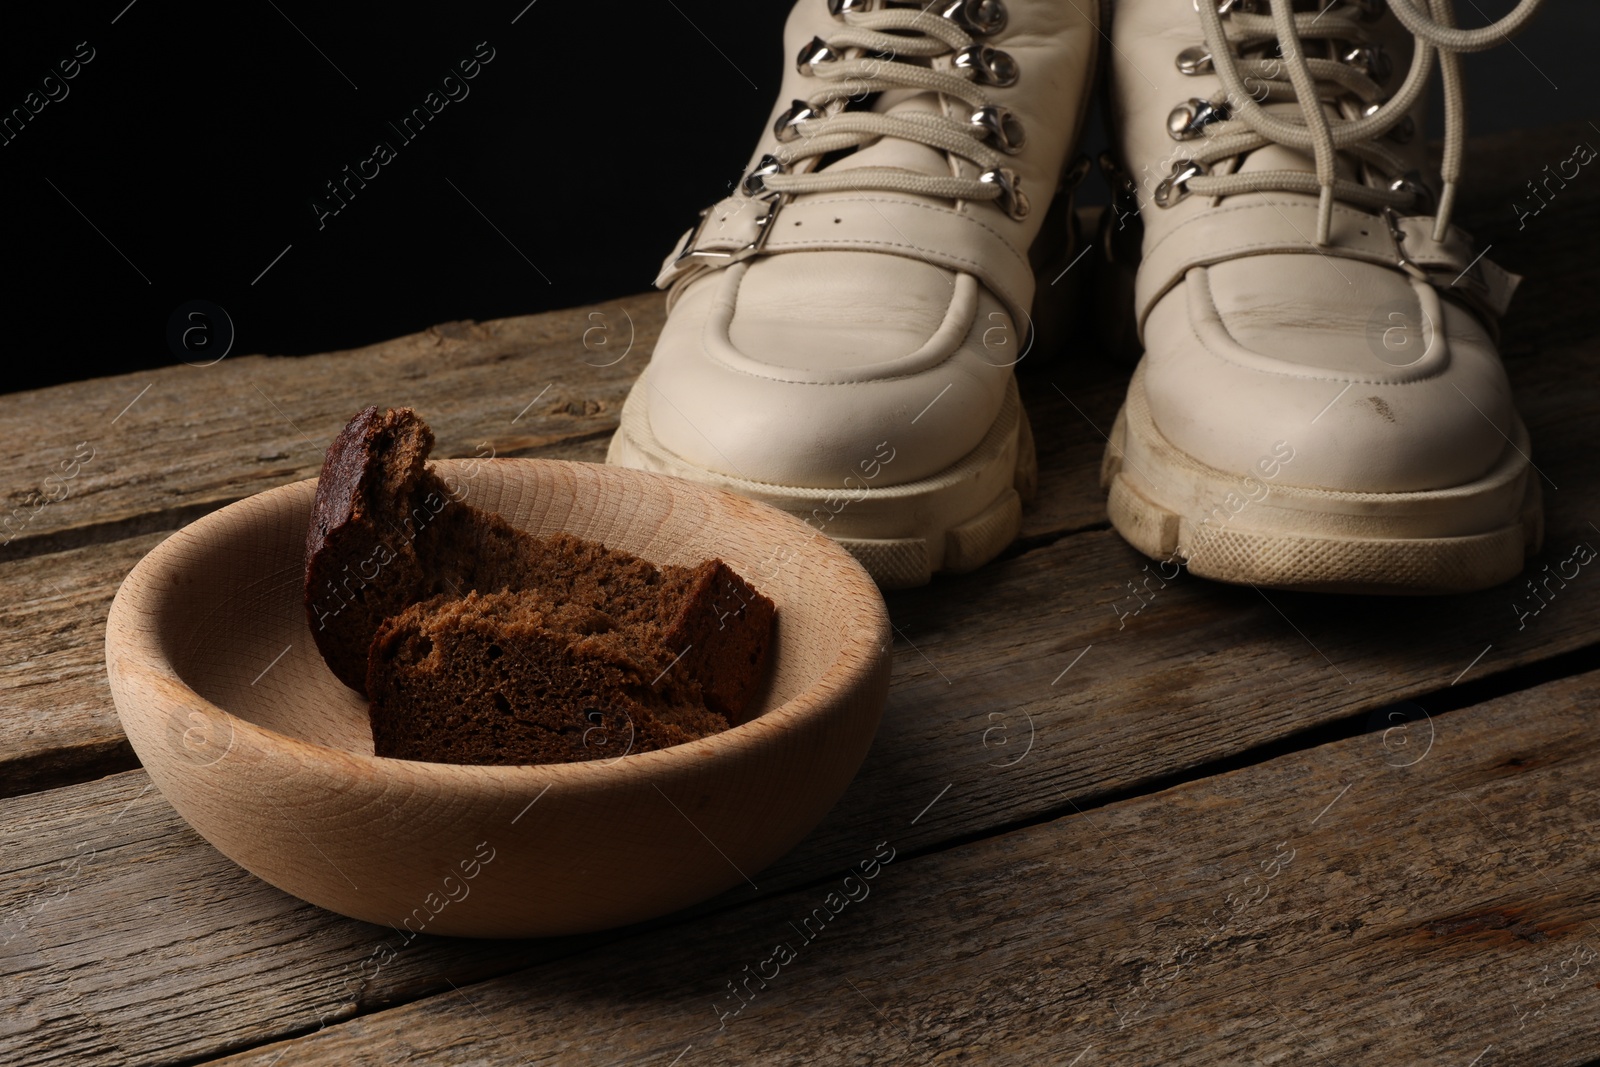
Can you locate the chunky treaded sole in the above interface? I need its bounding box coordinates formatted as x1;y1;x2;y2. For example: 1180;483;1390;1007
1100;366;1544;595
606;372;1035;590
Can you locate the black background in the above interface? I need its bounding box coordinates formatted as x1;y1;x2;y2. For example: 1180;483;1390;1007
1;1;1592;395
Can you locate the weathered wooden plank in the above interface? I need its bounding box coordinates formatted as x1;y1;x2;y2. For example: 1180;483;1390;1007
0;295;661;563
0;771;616;1066
167;671;1600;1066
2;386;1597;1065
0;533;164;798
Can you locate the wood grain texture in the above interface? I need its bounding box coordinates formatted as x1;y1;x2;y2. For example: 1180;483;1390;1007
0;295;662;564
184;670;1600;1067
0;773;609;1066
0;533;166;797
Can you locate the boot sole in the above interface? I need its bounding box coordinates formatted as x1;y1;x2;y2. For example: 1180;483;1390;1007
1100;366;1544;595
607;372;1035;590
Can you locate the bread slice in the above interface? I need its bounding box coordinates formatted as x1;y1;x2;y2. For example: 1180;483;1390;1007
303;405;776;764
304;406;452;693
367;591;729;765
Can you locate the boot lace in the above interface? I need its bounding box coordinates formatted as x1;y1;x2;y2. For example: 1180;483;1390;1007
1160;0;1544;245
744;2;1032;219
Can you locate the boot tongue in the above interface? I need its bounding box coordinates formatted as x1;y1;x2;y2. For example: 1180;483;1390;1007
818;90;952;177
727;91;963;373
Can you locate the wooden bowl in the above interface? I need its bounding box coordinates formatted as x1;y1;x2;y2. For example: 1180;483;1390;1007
106;460;890;937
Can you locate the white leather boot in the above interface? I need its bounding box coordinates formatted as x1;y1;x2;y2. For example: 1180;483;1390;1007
1102;0;1545;594
607;0;1100;589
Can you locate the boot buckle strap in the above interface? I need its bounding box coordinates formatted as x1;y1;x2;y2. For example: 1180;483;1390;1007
1388;210;1522;321
656;195;783;289
1134;201;1523;335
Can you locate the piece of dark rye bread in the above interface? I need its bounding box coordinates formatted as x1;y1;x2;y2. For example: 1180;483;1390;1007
298;406;653;692
303;405;776;732
303;406;447;694
367;591;729;765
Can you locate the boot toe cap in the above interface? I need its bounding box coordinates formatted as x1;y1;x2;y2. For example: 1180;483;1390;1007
641;254;1016;489
1142;259;1519;494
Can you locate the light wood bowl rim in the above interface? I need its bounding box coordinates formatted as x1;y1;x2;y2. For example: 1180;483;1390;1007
108;459;890;786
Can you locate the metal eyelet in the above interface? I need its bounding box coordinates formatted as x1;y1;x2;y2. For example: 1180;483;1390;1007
830;0;1006;34
1366;104;1415;144
953;45;1019;87
942;0;1007;36
1343;44;1392;84
1388;171;1434;213
742;154;787;198
1175;46;1214;75
774;99;827;142
1167;98;1230;141
979;167;1029;220
797;36;840;76
1154;159;1209;207
1195;0;1260;13
969;104;1025;154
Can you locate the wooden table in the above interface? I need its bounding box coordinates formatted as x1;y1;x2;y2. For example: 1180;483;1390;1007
4;121;1599;1066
